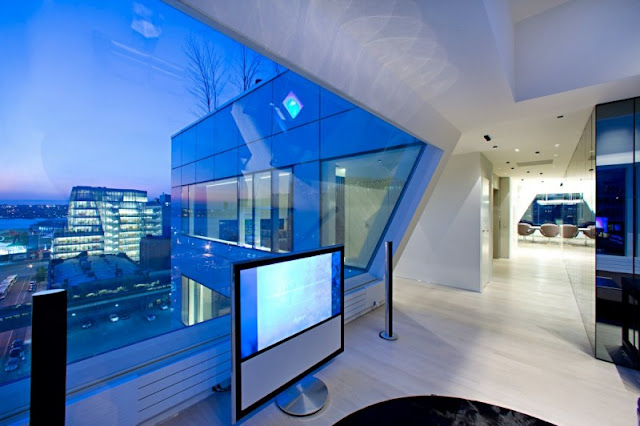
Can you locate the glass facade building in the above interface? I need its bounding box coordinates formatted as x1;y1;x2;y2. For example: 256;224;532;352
52;186;165;261
171;70;442;333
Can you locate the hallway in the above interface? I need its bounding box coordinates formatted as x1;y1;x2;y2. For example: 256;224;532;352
161;244;640;425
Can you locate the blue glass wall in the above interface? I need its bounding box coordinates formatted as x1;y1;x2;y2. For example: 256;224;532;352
171;70;442;330
595;97;640;369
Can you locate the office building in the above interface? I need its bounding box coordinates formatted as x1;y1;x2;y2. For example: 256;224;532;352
51;186;165;261
2;1;640;425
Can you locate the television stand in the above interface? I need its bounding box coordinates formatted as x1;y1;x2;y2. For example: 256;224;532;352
276;375;328;417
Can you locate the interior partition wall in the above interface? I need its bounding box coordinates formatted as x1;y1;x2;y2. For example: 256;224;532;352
595;97;640;368
171;70;443;331
563;110;596;351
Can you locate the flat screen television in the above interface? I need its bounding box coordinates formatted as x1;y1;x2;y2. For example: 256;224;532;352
231;245;344;423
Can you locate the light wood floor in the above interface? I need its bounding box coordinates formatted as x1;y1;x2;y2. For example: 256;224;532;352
161;244;640;425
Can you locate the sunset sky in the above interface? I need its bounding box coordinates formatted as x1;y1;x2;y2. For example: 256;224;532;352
0;0;277;202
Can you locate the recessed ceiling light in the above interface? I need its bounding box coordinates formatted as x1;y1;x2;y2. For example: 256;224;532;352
554;144;560;148
493;145;498;149
514;148;520;152
484;135;491;141
527;171;530;174
506;161;510;164
589;168;594;172
557;115;564;119
540;172;543;175
511;167;515;170
535;151;540;155
521;179;524;181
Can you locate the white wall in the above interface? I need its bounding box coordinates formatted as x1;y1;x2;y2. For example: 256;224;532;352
396;152;493;292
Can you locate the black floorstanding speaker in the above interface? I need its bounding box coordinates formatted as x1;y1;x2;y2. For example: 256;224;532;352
30;289;67;425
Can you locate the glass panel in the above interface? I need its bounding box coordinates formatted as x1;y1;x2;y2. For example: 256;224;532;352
171;135;182;168
196;116;215;159
181;185;190;235
181;126;197;165
272;72;320;133
275;169;292;252
595;99;636;367
320;87;355;118
562;110;596;354
181;276;230;326
239;176;254;247
205;178;238;242
254;171;272;251
321;145;422;270
235;82;273;144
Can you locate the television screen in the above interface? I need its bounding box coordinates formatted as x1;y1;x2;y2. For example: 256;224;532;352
232;246;344;422
596;216;608;231
239;251;342;359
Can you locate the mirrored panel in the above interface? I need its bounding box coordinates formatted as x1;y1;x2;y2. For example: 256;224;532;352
595;98;637;368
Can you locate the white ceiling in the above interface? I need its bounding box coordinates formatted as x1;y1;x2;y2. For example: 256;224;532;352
168;0;640;182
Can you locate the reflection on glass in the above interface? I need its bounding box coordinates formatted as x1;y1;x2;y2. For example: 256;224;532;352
520;193;594;226
595;98;637;368
321;145;422;269
254;172;272;251
276;170;292;252
196;178;238;242
181;276;230;326
239;176;254;247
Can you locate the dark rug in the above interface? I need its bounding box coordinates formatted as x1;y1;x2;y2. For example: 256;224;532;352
334;395;555;425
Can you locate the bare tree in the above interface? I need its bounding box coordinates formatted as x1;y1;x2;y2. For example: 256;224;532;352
184;34;227;115
232;46;262;91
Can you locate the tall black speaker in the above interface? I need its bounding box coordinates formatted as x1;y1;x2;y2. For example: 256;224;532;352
379;241;398;341
30;289;67;425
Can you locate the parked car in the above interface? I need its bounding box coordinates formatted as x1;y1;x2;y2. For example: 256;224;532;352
4;357;19;372
28;281;36;292
145;314;156;322
10;340;24;359
8;348;22;360
108;314;119;322
81;320;94;329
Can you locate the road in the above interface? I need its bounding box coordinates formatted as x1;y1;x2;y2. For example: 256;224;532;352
0;260;46;380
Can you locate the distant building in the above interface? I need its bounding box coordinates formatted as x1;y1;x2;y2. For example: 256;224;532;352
52;186;166;261
29;218;67;235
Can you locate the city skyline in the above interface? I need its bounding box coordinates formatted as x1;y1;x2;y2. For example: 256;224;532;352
0;0;278;202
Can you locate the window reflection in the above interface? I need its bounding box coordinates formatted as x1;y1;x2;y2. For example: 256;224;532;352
321;145;423;269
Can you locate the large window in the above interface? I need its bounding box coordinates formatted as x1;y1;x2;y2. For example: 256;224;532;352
239;176;254;247
182;169;292;252
181;276;230;326
254;171;272;250
194;178;238;242
0;0;284;417
321;145;423;269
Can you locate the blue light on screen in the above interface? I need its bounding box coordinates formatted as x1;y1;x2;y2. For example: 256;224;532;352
240;252;341;359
